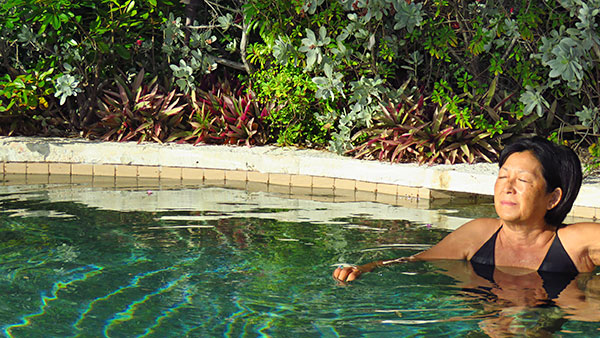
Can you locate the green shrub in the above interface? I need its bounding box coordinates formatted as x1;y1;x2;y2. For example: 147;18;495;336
0;0;178;130
0;67;61;135
582;141;600;177
249;65;329;147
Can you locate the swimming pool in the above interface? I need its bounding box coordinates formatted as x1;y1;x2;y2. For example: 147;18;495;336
0;181;599;337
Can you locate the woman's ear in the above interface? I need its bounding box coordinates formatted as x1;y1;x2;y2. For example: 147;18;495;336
547;187;562;210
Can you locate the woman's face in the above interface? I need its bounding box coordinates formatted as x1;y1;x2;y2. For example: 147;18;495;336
494;151;561;226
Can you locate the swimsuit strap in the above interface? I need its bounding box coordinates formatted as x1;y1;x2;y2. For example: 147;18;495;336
470;225;502;266
537;232;578;274
469;226;502;283
470;226;578;274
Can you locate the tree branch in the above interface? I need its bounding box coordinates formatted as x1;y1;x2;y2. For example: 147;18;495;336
202;0;241;14
214;57;246;72
239;15;254;74
188;24;243;30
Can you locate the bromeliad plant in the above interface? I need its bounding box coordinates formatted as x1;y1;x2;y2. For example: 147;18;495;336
168;89;225;145
171;75;278;147
89;69;188;143
194;87;274;146
348;89;499;165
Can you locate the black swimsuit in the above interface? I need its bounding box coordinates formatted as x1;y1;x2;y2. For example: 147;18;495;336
470;226;578;299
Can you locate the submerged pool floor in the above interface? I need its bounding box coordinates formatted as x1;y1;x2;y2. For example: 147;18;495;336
0;183;599;337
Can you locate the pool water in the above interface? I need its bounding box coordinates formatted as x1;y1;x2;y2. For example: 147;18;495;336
0;183;599;337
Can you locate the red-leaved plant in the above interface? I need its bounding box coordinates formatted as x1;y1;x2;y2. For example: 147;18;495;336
348;91;499;164
171;76;278;146
89;69;188;143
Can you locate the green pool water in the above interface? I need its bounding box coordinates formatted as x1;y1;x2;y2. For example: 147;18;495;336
0;183;599;337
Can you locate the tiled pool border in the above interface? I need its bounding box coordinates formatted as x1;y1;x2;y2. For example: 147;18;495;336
0;136;598;220
0;162;439;205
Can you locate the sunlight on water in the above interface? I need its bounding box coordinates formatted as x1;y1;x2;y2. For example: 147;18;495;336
0;183;598;337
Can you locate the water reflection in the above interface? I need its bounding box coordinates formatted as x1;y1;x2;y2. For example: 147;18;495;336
430;260;600;337
1;182;598;336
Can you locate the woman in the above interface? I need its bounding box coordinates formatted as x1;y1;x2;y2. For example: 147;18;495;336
333;136;600;282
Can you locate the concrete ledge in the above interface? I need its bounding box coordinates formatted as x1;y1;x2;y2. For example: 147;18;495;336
0;136;598;220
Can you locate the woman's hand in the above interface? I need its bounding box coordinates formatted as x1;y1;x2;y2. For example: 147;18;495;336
333;257;411;282
332;263;376;282
332;265;362;282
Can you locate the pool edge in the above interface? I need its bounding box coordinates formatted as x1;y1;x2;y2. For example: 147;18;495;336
0;136;597;221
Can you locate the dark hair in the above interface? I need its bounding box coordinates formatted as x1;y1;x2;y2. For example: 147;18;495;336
498;136;582;227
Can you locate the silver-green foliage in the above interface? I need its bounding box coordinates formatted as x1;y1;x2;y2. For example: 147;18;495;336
576;105;600;133
291;0;425;153
390;0;423;32
329;77;390;153
312;63;344;101
298;26;331;71
519;85;550;117
524;0;600;126
54;64;82;105
162;13;218;93
302;0;326;15
197;0;600;151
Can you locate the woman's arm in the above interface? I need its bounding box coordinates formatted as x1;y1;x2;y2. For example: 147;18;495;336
333;218;499;282
332;256;416;282
402;218;500;262
585;224;600;267
563;222;600;271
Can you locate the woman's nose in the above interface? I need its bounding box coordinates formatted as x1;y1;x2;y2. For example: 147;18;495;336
502;177;516;193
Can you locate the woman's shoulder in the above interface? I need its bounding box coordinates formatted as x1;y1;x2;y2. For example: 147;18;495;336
560;222;600;269
414;218;501;260
457;218;501;233
446;218;501;242
560;221;600;239
558;222;600;249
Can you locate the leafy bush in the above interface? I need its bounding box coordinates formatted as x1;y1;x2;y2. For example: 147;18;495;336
162;13;220;94
3;0;600;166
584;141;600;177
0;68;63;135
348;87;498;164
89;69;188;143
189;0;599;158
249;64;329;147
0;0;178;131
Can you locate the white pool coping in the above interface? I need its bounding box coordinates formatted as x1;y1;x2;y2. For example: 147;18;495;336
0;136;598;220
